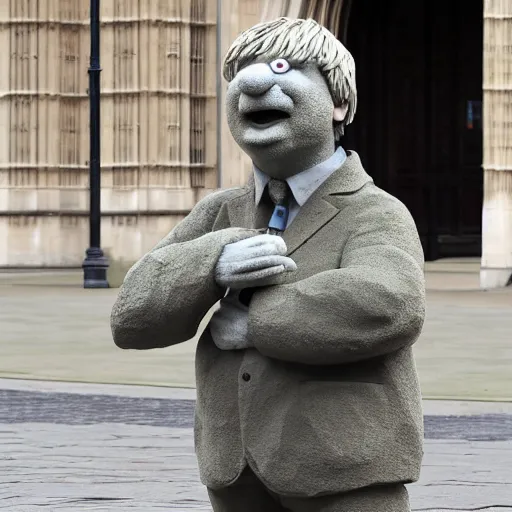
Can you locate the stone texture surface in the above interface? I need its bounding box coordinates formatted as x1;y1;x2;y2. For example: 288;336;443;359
3;389;512;442
0;267;511;510
0;270;511;400
1;387;511;511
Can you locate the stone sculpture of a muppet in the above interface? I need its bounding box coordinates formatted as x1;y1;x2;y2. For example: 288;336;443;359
111;17;426;512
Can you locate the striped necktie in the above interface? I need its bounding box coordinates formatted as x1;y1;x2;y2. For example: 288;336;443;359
240;180;291;307
254;179;291;233
267;179;290;235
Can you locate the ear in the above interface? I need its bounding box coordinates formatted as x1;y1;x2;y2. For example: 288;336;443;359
333;103;349;122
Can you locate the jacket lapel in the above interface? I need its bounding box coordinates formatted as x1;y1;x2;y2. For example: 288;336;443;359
284;151;373;256
219;176;256;231
220;151;373;254
283;199;340;256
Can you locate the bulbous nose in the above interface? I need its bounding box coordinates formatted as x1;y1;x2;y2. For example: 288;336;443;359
236;63;275;96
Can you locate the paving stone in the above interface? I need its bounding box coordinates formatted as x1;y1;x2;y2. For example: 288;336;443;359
1;389;512;511
1;271;511;400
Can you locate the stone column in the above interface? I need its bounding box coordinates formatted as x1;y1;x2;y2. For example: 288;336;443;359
0;1;90;267
0;0;218;269
217;0;266;189
481;0;512;288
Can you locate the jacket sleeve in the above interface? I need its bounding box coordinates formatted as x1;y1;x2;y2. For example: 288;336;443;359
248;196;426;365
111;190;254;350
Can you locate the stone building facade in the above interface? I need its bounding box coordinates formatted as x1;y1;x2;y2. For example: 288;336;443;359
0;0;510;288
0;0;221;267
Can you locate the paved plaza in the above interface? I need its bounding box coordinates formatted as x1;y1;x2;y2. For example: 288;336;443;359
0;262;511;510
1;380;512;511
0;263;511;400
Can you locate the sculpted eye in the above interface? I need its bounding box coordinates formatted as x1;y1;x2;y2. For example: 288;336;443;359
269;58;291;74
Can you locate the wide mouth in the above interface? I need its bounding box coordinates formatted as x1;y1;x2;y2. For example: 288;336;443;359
245;109;291;125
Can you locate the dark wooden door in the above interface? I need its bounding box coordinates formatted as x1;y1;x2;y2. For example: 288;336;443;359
341;0;483;260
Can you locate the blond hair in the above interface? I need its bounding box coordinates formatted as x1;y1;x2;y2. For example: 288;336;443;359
223;17;357;139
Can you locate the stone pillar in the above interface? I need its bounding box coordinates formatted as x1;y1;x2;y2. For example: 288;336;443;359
481;0;512;288
217;0;266;189
0;1;90;267
0;0;218;268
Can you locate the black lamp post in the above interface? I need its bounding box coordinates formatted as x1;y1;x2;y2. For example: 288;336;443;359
83;0;109;288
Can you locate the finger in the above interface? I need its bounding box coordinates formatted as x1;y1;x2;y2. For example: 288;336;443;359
243;234;276;246
269;236;288;255
242;241;287;259
242;234;288;253
231;255;293;273
221;242;287;264
231;234;271;249
281;257;297;271
228;265;285;284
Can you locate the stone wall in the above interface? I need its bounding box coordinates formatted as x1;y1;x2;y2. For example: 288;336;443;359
217;0;265;189
481;0;512;287
0;0;217;267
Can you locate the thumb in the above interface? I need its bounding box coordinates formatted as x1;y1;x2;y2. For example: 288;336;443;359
282;257;297;272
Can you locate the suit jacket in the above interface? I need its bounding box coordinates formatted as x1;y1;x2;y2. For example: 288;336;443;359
111;151;426;498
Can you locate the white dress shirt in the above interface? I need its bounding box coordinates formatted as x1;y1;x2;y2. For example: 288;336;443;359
209;146;347;351
253;146;347;226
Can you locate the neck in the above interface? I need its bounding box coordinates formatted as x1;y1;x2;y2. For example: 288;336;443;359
251;139;336;179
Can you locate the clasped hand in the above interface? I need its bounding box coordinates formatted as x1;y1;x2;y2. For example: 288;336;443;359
215;234;297;289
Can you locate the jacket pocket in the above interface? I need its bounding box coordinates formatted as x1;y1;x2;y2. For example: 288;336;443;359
298;380;393;466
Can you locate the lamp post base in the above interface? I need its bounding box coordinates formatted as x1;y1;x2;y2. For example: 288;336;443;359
82;247;109;288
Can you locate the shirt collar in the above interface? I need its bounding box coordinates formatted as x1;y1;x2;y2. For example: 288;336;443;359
253;146;347;207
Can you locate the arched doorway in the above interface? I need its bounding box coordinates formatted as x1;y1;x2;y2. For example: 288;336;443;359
341;0;483;261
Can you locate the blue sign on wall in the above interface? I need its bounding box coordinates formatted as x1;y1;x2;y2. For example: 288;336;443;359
466;100;482;130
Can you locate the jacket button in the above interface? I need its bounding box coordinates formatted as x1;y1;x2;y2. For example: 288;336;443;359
242;372;251;382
